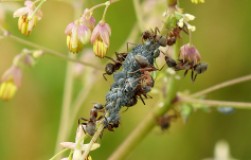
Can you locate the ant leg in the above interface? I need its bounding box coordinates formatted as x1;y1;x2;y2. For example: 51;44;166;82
191;70;194;81
104;56;117;63
192;72;198;82
184;70;189;77
78;117;88;124
103;73;108;81
154;27;160;35
115;52;120;60
139;95;146;105
122;107;129;112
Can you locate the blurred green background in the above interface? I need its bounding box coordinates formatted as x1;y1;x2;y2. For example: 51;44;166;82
1;0;251;159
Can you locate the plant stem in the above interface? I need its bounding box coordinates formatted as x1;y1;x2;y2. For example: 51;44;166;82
101;1;110;21
179;94;251;109
191;74;251;97
0;26;103;70
28;0;46;20
54;55;75;154
68;84;93;132
133;0;144;32
49;148;69;160
82;123;105;159
89;0;119;12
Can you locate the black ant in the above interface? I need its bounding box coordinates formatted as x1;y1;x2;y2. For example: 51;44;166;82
142;27;167;47
165;55;208;81
78;103;104;136
104;118;120;132
142;26;185;47
156;114;177;131
103;52;128;80
134;71;155;105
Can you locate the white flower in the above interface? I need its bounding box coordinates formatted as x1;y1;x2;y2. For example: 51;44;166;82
177;13;196;32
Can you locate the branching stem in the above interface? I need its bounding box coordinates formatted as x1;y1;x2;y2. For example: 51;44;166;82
0;26;103;70
191;74;251;97
179;94;251;109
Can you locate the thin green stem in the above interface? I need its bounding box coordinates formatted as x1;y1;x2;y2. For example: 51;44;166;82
133;0;144;32
90;0;119;12
28;0;46;20
54;56;75;154
82;123;105;159
191;74;251;97
68;84;93;132
179;94;251;109
1;30;103;70
49;148;69;160
101;1;110;21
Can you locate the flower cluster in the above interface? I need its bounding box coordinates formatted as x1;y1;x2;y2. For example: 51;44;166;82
0;65;22;101
13;0;43;36
177;13;196;32
0;49;43;101
65;3;111;58
65;9;96;54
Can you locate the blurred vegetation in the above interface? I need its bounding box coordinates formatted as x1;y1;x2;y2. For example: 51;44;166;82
0;0;251;160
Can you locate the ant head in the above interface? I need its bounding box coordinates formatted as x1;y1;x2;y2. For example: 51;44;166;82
116;52;128;61
142;30;152;40
105;63;115;75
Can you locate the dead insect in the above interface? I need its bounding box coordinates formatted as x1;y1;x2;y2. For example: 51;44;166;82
78;103;104;136
103;52;128;80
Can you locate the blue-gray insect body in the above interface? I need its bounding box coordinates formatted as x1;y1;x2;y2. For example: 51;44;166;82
105;40;160;127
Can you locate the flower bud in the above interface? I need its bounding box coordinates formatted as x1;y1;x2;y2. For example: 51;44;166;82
179;44;201;65
65;21;91;53
13;1;42;35
0;66;22;101
91;21;111;58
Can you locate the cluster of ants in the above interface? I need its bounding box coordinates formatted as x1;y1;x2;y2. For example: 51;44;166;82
78;25;208;136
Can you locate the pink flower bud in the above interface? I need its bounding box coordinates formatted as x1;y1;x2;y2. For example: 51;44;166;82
179;44;201;65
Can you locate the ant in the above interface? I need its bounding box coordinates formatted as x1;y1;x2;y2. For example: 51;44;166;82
165;55;208;81
103;52;128;80
142;26;185;47
166;27;183;46
156;113;177;131
78;103;104;136
142;27;167;47
134;71;155;105
104;118;120;132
